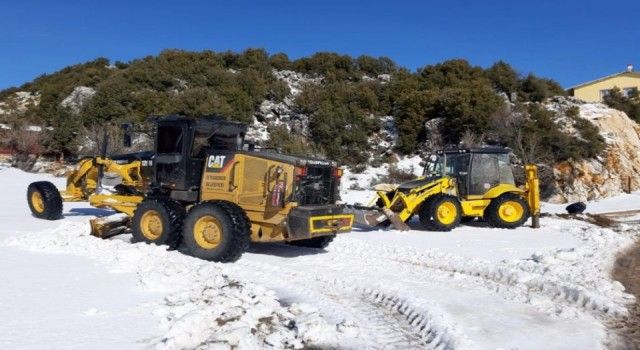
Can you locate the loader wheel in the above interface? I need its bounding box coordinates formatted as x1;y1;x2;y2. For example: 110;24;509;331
484;193;530;229
132;198;185;245
419;195;461;231
27;181;63;220
182;201;251;262
288;235;335;249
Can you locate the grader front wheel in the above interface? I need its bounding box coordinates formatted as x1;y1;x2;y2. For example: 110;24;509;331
27;181;63;220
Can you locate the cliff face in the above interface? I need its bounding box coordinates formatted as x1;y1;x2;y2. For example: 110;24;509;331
550;102;640;203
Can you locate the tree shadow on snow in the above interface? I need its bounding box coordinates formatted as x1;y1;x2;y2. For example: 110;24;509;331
64;207;114;218
247;243;328;258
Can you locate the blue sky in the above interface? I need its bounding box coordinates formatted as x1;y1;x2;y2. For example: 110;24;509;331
0;0;638;89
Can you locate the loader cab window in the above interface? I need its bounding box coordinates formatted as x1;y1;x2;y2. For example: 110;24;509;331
156;125;184;154
469;153;514;195
444;153;470;177
444;153;471;196
423;154;443;177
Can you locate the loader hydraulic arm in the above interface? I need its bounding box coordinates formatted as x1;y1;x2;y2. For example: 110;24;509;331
525;164;541;228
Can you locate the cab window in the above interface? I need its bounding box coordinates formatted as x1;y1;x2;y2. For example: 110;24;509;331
156;126;183;154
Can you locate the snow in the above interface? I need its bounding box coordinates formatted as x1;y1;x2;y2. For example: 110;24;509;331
1;164;639;349
543;191;640;214
343;155;423;190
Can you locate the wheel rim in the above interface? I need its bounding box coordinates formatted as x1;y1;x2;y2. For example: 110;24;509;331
193;215;222;249
31;191;45;213
498;201;524;223
140;210;164;240
436;201;457;225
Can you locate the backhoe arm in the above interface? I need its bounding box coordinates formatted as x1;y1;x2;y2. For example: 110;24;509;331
525;164;541;228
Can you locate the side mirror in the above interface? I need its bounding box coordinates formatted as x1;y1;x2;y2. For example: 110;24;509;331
122;123;133;148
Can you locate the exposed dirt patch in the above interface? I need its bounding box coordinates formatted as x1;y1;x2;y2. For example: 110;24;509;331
610;241;640;349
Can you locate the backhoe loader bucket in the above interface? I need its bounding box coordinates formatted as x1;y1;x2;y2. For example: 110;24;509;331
345;205;411;231
90;214;130;238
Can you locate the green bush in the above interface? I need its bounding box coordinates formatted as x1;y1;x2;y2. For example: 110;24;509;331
603;87;640;123
296;80;384;163
517;104;604;161
265;125;318;156
0;50;583;165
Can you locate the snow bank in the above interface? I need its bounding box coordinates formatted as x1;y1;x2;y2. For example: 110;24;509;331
0;222;336;349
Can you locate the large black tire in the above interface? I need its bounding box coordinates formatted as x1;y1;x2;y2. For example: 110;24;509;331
181;201;251;262
131;198;185;245
419;195;461;231
484;193;530;229
27;181;63;220
460;217;476;224
288;235;335;249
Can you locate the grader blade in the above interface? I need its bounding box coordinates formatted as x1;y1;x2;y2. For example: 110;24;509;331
90;214;130;238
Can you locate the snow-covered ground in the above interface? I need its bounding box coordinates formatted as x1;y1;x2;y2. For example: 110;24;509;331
1;164;639;349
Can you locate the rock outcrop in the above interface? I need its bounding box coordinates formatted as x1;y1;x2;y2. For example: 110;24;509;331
548;99;640;203
60;86;96;115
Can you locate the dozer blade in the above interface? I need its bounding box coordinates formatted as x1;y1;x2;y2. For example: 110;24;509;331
346;205;410;231
90;214;130;238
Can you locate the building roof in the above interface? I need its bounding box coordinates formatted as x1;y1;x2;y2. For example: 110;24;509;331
568;71;640;90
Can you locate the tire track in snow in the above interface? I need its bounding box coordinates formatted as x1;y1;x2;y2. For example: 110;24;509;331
328;235;630;319
232;259;463;349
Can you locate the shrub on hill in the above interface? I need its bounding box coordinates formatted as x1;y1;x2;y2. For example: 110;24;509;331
603;87;640;123
0;49;593;165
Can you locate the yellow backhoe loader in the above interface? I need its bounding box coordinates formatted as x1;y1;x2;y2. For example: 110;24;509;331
352;147;540;231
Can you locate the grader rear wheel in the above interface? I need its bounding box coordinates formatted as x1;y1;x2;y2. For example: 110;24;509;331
131;198;185;245
182;201;250;262
27;181;63;220
288;235;335;249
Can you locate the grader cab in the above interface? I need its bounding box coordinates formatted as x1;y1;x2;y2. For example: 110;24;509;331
364;147;540;231
27;116;354;262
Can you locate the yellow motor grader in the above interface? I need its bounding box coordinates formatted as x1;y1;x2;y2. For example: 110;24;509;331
356;147;541;231
27;116;354;262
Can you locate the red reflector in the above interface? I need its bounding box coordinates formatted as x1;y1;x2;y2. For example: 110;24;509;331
333;167;343;178
295;166;308;177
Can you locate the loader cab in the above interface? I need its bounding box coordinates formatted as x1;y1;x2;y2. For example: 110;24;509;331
424;147;515;198
153;116;246;192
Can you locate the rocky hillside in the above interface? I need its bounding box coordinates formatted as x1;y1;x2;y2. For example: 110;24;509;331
0;49;637;202
549;99;640;202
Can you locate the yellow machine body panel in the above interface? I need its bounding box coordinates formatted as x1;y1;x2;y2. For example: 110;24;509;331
199;152;353;242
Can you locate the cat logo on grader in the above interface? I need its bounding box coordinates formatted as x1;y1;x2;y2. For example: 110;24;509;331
207;155;227;169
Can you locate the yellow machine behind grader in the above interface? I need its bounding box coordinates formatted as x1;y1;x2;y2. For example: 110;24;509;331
354;147;541;231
